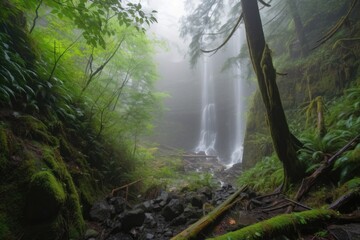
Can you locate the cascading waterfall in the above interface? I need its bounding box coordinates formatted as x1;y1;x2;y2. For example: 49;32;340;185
229;29;245;166
195;56;217;156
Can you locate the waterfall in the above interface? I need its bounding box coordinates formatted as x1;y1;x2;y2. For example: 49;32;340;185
229;62;244;165
229;28;246;166
195;56;217;156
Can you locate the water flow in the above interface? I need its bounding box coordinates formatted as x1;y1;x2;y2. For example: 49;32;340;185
229;29;245;166
195;56;217;156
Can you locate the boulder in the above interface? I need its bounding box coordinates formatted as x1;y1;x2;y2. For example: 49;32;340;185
161;199;184;221
109;197;126;214
119;208;145;232
90;200;115;222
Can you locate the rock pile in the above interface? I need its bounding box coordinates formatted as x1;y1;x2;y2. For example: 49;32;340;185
86;185;237;240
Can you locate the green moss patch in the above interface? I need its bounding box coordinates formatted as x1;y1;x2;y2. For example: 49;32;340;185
26;171;66;222
207;209;337;240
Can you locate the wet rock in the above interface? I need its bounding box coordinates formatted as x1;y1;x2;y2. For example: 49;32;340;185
90;200;115;222
198;186;213;200
170;214;187;226
144;233;155;239
84;229;99;239
118;208;145;232
143;212;157;228
106;232;133;240
190;194;206;208
161;199;184;221
109;197;126;214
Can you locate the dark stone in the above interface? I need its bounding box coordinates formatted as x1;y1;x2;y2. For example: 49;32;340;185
161;199;184;221
170;215;187;226
163;230;173;237
134;200;153;212
109;197;126;214
90;200;115;222
190;194;206;208
152;203;162;212
144;213;157;228
106;233;133;240
198;186;213;199
119;208;145;232
183;204;202;220
145;233;155;239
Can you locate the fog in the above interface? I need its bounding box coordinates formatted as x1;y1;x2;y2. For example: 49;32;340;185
145;0;255;164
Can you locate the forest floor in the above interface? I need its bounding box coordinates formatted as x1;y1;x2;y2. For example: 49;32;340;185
83;156;360;240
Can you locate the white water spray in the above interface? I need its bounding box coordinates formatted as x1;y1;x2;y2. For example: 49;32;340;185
229;28;246;166
195;56;217;156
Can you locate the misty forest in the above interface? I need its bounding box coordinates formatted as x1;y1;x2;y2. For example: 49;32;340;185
1;0;360;239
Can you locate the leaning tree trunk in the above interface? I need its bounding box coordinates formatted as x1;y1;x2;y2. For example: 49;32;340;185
241;0;304;188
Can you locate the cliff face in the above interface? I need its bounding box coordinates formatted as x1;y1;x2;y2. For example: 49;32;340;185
242;1;360;169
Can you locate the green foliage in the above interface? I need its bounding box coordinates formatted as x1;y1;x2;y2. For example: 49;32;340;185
297;83;360;182
14;0;157;48
237;155;283;193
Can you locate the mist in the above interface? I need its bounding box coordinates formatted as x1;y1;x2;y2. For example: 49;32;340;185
146;0;255;164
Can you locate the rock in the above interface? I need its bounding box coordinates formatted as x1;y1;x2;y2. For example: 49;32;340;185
119;208;145;232
163;230;173;237
106;233;133;240
145;233;155;239
161;199;184;221
109;197;126;214
134;200;153;212
84;229;99;239
170;214;187;226
198;186;213;199
190;194;206;208
143;213;157;228
90;200;115;222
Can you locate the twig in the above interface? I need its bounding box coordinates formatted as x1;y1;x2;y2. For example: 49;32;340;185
29;0;43;34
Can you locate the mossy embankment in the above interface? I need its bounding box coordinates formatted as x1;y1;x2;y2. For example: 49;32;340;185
0;1;144;239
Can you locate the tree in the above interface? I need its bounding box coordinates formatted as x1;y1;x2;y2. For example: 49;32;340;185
286;0;309;56
241;0;305;188
181;0;306;188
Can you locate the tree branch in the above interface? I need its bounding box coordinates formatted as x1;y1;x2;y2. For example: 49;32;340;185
29;0;43;34
201;13;243;54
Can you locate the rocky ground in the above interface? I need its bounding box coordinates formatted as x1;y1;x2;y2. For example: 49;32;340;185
84;155;244;240
86;184;240;240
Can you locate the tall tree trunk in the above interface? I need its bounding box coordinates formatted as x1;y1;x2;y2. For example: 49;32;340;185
287;0;309;56
241;0;304;188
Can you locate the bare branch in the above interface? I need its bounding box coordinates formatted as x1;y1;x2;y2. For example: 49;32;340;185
29;0;43;34
201;13;243;54
258;0;271;7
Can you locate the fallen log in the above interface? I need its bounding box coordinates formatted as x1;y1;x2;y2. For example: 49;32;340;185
170;185;248;240
206;209;338;240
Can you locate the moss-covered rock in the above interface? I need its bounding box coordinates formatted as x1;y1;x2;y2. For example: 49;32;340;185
26;171;66;222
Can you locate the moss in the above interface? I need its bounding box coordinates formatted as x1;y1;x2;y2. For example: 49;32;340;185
12;115;57;145
26;171;66;222
41;146;85;232
207;209;337;240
